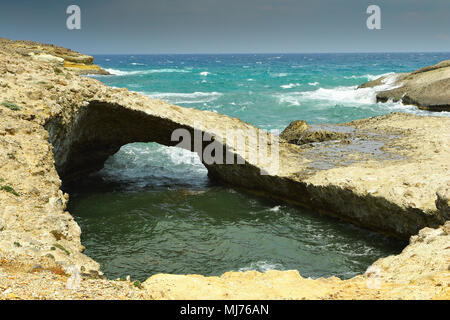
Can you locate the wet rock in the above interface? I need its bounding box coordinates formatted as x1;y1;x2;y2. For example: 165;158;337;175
0;37;449;300
436;186;450;219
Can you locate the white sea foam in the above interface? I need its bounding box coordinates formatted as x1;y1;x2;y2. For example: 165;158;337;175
238;261;284;273
277;94;302;106
199;71;211;76
269;206;281;212
271;72;288;77
276;73;401;106
308;82;319;86
299;86;378;104
104;68;191;76
104;68;138;76
100;143;208;189
280;83;301;89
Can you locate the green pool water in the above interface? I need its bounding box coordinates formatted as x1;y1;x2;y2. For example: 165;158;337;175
67;143;405;281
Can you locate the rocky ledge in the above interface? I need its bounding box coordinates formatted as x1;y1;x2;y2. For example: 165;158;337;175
0;39;448;299
0;38;109;75
359;60;450;112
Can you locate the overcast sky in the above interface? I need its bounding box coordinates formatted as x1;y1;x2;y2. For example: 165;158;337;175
1;0;449;54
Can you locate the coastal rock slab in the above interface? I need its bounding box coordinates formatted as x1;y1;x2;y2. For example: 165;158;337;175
0;37;109;75
0;39;449;299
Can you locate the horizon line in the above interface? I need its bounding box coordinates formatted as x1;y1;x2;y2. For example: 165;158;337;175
87;51;450;56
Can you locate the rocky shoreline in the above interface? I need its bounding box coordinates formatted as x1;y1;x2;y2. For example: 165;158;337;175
0;38;110;76
0;38;448;299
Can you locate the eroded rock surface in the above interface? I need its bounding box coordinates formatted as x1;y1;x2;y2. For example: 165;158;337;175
143;221;450;299
280;120;350;145
0;37;109;75
359;60;450;112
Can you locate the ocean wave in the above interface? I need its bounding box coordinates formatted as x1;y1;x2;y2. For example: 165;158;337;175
299;86;377;104
377;100;450;117
277;94;302;106
199;71;211;76
104;68;140;76
145;91;223;104
269;206;281;212
343;72;394;81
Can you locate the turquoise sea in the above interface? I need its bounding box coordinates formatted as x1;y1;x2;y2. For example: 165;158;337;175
67;53;450;281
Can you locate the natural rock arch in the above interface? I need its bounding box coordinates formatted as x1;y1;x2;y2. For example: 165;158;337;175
43;98;449;239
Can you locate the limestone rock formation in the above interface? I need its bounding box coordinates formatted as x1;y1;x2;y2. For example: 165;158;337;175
143;221;450;299
0;37;109;75
359;60;450;112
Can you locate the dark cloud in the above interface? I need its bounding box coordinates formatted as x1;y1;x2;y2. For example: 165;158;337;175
0;0;449;53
